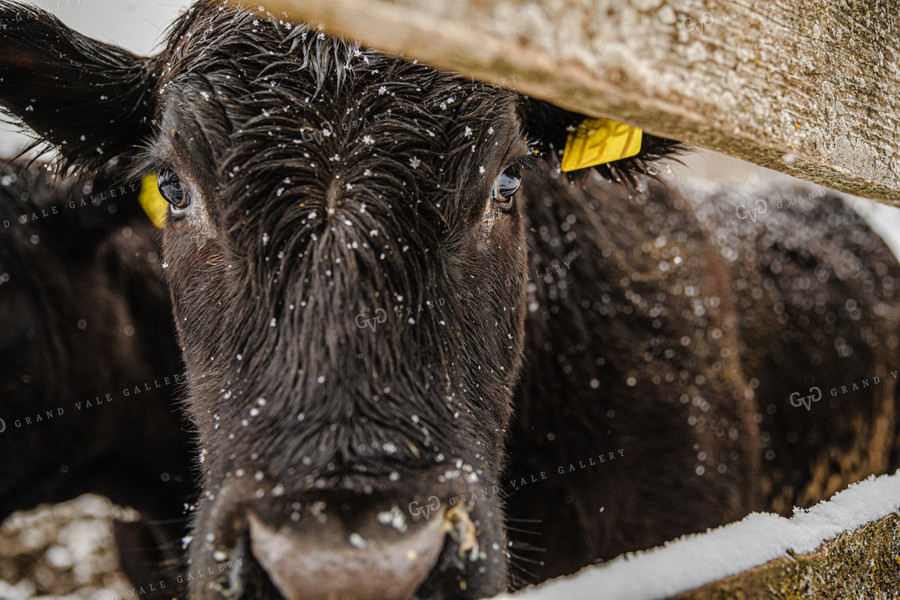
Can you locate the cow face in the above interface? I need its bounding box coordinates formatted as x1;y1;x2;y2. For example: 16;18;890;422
0;2;677;598
155;12;531;600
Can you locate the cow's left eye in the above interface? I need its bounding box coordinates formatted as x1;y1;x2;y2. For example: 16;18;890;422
157;169;191;211
491;165;521;204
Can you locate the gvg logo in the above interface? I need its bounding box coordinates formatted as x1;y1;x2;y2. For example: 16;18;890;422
408;496;441;521
0;418;5;433
355;308;387;332
737;199;768;223
790;386;823;411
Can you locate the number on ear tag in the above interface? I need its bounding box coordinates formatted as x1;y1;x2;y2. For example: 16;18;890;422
139;173;167;228
561;118;643;172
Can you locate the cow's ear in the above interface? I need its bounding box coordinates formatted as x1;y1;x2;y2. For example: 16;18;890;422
0;2;156;172
520;98;684;183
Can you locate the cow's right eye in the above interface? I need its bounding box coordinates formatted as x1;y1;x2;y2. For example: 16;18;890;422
157;169;191;211
491;165;521;204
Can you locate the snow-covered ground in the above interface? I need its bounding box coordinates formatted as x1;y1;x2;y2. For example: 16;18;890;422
495;470;900;600
0;496;137;600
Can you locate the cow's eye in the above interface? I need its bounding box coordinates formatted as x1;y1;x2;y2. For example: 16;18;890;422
491;165;521;204
157;169;191;211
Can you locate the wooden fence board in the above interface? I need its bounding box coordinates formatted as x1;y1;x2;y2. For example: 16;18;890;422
676;513;900;600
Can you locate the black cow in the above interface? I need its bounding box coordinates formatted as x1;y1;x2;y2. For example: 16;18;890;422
2;2;899;599
0;160;193;592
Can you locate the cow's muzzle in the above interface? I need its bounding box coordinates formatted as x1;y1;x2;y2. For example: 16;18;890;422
247;503;447;600
194;489;489;600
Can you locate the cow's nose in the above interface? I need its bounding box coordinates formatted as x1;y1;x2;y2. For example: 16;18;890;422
247;505;447;600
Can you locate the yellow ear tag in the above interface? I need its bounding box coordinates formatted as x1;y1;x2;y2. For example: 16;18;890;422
138;173;167;228
561;118;643;172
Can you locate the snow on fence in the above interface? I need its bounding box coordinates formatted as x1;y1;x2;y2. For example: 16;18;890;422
491;471;900;599
244;0;900;207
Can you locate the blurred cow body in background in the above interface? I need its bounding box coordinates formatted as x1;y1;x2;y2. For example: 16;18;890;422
687;183;900;514
0;161;193;593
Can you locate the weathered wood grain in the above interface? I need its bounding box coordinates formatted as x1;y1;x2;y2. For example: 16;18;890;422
675;513;900;600
245;0;900;205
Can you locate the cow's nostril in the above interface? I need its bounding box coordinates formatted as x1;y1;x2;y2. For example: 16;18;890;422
247;508;448;600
